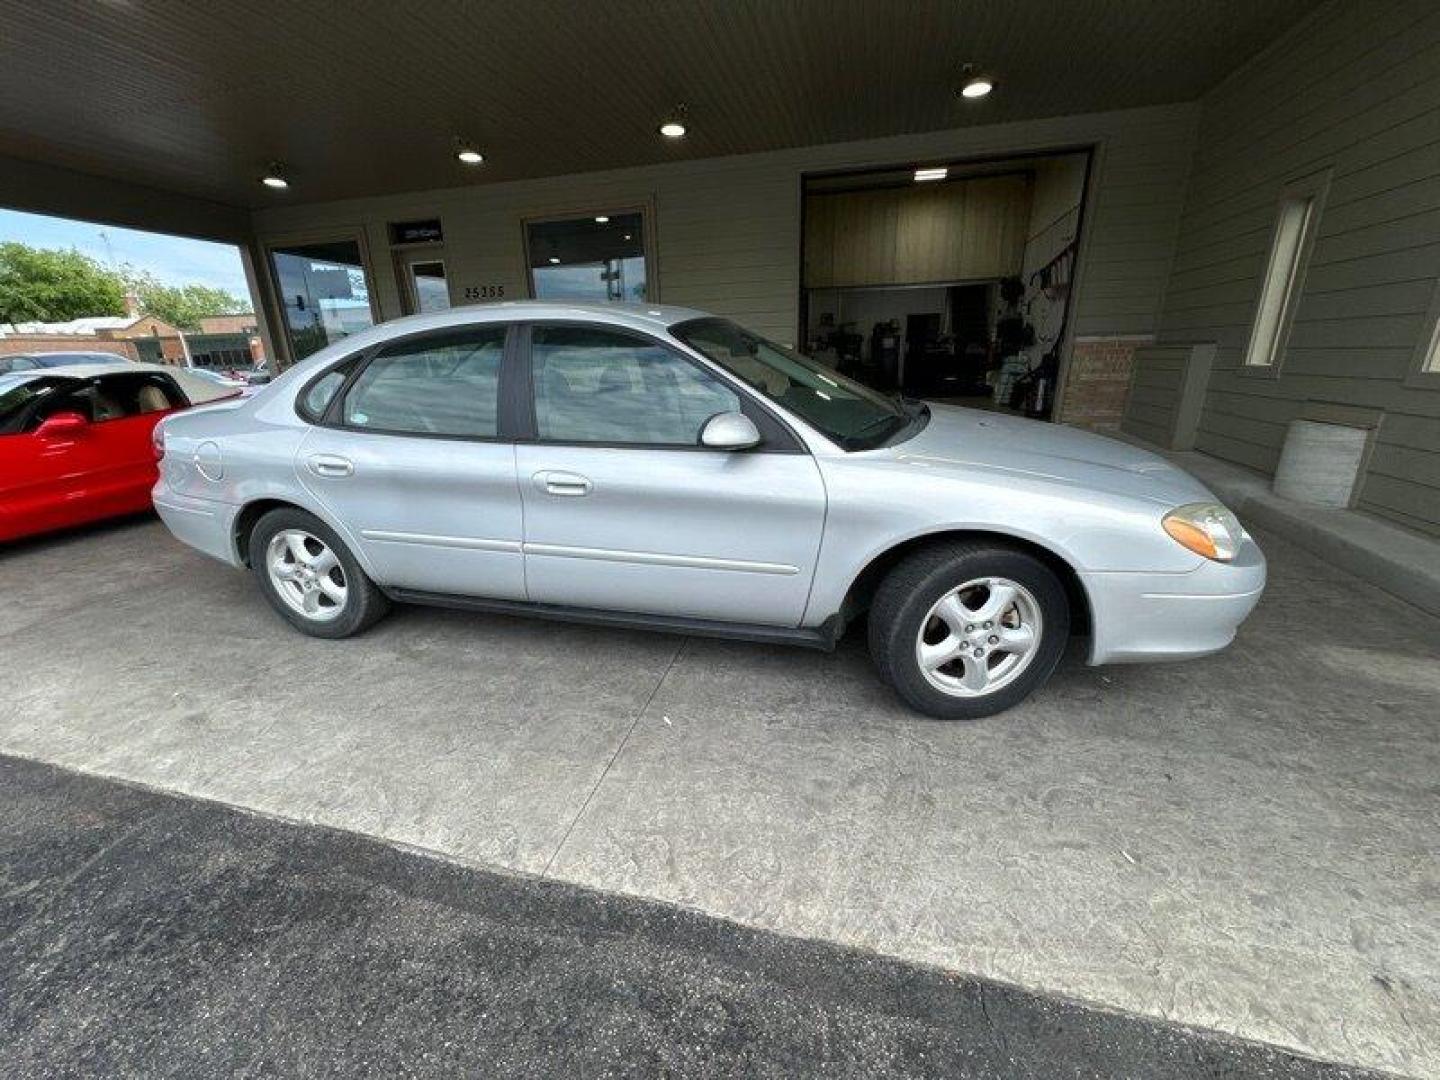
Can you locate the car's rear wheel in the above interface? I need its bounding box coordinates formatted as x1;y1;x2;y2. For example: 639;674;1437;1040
248;507;388;639
869;541;1069;720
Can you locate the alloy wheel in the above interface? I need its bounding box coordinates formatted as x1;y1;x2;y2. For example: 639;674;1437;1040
914;576;1043;697
266;529;348;622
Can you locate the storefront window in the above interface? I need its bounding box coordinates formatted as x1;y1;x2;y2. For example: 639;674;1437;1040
269;239;375;361
526;211;647;302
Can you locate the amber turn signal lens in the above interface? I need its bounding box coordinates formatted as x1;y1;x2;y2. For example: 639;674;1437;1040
1162;516;1218;559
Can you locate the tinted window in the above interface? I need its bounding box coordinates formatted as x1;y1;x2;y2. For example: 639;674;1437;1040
531;325;738;445
0;356;40;375
342;327;504;437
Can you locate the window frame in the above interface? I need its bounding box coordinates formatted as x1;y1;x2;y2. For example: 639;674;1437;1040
520;203;658;303
1239;171;1331;379
514;320;805;454
1403;276;1440;390
298;322;521;444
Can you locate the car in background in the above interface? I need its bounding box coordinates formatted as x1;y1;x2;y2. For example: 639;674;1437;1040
0;362;240;543
186;367;253;394
150;301;1266;720
0;351;132;374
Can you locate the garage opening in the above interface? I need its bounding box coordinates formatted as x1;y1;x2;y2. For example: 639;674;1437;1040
0;206;265;378
801;150;1091;421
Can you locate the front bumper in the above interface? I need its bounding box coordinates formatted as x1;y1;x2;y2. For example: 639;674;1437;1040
1081;538;1267;665
152;484;243;568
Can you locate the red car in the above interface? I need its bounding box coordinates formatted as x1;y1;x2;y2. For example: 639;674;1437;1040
0;362;239;543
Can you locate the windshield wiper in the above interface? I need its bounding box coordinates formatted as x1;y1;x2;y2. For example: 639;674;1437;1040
842;413;906;450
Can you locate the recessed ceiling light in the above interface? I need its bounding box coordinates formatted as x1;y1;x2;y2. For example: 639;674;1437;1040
260;162;289;189
960;77;993;99
914;167;948;182
548;257;560;264
594;215;610;223
453;138;484;165
658;103;689;140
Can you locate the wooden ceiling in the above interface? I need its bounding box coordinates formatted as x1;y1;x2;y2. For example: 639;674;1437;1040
0;0;1320;209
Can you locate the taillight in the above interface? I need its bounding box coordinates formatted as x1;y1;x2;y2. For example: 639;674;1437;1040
152;424;166;461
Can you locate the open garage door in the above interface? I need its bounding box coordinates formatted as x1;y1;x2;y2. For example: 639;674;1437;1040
801;151;1090;421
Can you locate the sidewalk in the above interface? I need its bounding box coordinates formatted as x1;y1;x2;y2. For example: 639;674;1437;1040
1146;445;1440;619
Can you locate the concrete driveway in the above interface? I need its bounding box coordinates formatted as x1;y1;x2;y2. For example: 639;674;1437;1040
4;517;1437;1076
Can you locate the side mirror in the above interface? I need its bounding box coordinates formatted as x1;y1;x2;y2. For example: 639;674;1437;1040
36;411;89;438
700;411;761;450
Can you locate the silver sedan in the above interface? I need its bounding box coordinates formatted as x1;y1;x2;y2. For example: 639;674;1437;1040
153;302;1265;719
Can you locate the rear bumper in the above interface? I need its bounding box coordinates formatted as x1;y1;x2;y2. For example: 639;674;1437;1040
1082;538;1267;665
152;485;242;567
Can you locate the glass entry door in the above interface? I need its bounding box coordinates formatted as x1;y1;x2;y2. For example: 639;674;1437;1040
397;248;451;315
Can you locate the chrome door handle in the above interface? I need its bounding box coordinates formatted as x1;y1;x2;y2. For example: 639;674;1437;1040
534;470;591;497
307;454;354;478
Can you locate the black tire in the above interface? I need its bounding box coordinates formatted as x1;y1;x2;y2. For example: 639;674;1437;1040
868;541;1069;720
247;507;390;639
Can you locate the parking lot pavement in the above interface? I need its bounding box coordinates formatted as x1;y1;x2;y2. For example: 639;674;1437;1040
0;754;1383;1079
3;516;1438;1076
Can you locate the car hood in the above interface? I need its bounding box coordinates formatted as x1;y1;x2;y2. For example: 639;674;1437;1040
887;403;1215;507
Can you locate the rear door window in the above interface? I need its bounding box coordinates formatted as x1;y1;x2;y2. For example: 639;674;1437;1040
341;326;506;438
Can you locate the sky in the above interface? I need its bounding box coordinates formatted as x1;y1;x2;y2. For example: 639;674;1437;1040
0;208;251;299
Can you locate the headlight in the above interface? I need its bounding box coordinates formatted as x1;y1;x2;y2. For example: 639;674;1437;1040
1162;502;1243;562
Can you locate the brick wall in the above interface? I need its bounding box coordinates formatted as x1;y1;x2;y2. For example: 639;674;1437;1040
1056;337;1146;430
197;314;258;335
0;336;137;360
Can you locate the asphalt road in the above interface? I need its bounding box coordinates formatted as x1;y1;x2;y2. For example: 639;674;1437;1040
0;754;1382;1079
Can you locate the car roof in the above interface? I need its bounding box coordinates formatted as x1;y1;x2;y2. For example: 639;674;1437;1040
457;300;708;329
21;350;128;361
282;300;717;379
14;361;170;379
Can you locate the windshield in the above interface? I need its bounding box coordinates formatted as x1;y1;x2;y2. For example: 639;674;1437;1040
0;375;71;434
672;318;914;450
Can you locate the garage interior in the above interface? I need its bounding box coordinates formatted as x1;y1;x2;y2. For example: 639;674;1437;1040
802;151;1088;419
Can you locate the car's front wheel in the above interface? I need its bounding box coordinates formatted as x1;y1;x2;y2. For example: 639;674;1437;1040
868;541;1069;720
248;507;389;639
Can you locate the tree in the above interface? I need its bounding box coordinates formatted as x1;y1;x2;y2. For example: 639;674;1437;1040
127;273;246;331
0;242;126;325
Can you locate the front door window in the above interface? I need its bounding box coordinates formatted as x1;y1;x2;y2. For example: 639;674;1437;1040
530;325;737;445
